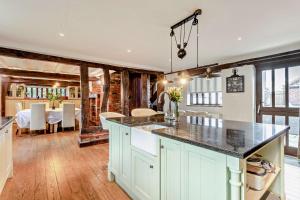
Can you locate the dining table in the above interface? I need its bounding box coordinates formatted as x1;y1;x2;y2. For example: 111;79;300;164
16;108;81;129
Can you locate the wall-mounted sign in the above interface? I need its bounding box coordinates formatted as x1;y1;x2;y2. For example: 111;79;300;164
226;69;244;93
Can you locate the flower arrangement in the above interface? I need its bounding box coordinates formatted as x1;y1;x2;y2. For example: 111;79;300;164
47;93;63;109
167;87;183;120
167;87;183;103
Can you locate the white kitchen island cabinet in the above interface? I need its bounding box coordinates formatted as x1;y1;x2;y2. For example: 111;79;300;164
107;115;289;200
0;117;14;195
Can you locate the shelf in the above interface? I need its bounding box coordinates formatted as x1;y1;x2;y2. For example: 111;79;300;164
246;167;281;200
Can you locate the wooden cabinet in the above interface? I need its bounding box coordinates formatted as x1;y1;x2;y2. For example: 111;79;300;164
119;126;131;190
181;143;227;200
160;137;227;200
109;122;120;175
0;122;13;194
160;138;182;200
131;149;158;200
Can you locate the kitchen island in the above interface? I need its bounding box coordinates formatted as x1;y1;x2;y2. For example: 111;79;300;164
106;114;289;200
0;116;14;194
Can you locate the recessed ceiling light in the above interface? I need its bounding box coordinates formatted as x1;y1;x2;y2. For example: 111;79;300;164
237;36;242;41
59;33;65;37
127;49;132;53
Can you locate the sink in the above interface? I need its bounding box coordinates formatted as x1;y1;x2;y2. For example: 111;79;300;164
131;124;166;156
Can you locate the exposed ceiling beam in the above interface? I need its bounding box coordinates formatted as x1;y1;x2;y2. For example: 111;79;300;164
0;68;80;81
0;47;164;75
9;77;80;87
169;49;300;77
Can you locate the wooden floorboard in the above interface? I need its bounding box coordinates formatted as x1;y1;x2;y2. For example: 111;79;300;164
1;127;299;200
1;128;130;200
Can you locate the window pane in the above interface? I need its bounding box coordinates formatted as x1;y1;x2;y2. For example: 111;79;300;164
37;88;42;98
43;88;47;98
32;88;37;98
186;94;191;105
210;92;216;104
203;93;209;104
217;92;222;105
61;88;66;96
192;93;197;104
288;66;300;108
275;115;285;125
275;68;286;107
198;93;203;104
262;115;272;124
288;116;299;148
26;87;32;98
262;70;272;107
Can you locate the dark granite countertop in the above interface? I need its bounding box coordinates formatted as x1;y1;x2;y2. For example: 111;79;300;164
0;116;15;131
107;114;290;158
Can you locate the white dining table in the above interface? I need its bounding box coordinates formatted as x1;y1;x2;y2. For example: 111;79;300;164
16;108;81;129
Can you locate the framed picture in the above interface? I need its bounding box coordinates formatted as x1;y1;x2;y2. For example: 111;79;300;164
226;74;244;93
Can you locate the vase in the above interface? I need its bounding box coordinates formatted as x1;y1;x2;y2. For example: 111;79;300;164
173;101;179;121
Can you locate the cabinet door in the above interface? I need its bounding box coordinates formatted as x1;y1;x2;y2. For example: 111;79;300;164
160;138;182;200
119;126;131;189
182;144;227;200
131;150;156;200
110;123;120;175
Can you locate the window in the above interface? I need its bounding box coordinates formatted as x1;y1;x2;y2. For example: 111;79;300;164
25;86;67;98
187;77;222;105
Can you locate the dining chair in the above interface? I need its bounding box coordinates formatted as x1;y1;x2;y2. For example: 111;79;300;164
131;108;157;117
62;103;76;131
30;103;47;134
100;112;125;130
15;102;23;136
15;102;23;113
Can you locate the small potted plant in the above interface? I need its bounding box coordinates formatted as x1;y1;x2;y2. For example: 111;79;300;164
47;93;62;110
167;87;183;121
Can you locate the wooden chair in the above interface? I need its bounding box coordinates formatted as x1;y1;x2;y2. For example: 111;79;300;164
30;103;47;134
131;108;157;117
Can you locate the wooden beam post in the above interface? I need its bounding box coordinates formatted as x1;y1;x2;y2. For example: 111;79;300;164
101;69;110;112
157;74;165;111
80;65;90;133
0;77;9;116
141;73;150;108
121;70;130;116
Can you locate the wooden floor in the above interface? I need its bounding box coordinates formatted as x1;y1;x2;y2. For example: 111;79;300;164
0;130;130;200
0;129;299;200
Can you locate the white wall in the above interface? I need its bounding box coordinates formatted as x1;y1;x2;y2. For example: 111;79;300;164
164;65;256;122
221;65;256;122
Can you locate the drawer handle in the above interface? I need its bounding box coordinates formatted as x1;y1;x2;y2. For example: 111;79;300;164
125;133;129;136
150;165;153;169
160;145;164;149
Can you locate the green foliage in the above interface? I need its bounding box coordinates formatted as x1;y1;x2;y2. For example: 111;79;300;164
167;87;183;103
47;93;62;103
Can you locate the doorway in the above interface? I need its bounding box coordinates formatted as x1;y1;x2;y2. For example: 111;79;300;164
256;60;300;156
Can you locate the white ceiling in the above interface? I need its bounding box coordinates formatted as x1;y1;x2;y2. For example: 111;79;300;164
0;0;300;72
0;56;104;77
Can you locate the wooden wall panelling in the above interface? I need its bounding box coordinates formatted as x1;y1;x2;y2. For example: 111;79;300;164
121;70;130;116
